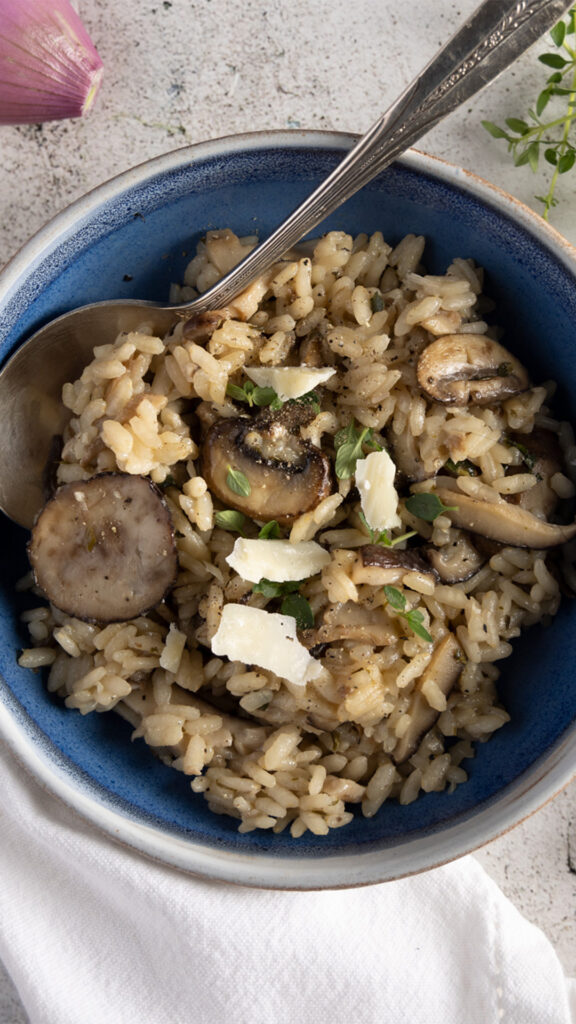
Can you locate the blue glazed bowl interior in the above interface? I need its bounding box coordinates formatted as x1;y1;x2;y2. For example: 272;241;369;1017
1;134;576;866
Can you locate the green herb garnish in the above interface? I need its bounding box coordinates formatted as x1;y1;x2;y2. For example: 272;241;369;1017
482;8;576;220
258;520;282;539
383;585;433;643
334;421;382;479
289;389;321;414
357;509;417;548
226;466;252;497
252;578;302;599
371;291;385;313
214;509;248;535
444;458;479;478
280;593;315;629
503;436;538;472
405;492;457;523
226;379;281;408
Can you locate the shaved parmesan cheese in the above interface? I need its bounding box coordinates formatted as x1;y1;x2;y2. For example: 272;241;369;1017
226;538;330;583
244;365;336;402
355;450;401;532
210;604;323;686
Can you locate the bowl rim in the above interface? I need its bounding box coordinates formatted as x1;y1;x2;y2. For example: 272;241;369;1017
1;128;576;889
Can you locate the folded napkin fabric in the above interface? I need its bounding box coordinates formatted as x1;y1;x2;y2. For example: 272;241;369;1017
0;741;573;1024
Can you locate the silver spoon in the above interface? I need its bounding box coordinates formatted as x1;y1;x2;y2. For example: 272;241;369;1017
0;0;571;529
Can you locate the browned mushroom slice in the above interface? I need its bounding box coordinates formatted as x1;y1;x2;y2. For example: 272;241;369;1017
28;473;178;622
393;633;463;764
425;531;486;584
181;310;228;343
303;601;399;648
506;428;565;519
433;482;576;548
351;545;438;588
417;334;530;405
201;408;332;524
389;430;429;484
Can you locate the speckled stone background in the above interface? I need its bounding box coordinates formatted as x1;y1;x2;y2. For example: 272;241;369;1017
1;0;575;1016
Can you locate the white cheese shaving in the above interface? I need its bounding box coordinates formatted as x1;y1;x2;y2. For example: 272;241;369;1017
355;449;402;532
244;364;336;402
226;538;330;583
210;604;323;687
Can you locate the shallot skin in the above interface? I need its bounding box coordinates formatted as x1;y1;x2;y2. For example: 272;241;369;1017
0;0;103;125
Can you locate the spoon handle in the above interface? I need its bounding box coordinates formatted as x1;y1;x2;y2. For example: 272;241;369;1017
182;0;571;313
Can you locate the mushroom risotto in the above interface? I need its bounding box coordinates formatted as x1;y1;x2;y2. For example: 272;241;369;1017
18;228;576;838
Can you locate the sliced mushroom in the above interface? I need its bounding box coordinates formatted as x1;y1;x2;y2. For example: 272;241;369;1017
201;407;332;523
506;428;565;519
417;334;530;405
301;601;399;648
433;481;576;548
389;429;429;484
424;531;486;584
28;473;178;622
182;310;228;343
393;633;463;764
351;545;438;588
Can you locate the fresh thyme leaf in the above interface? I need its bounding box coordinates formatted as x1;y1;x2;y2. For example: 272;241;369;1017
334;421;382;479
252;578;302;598
258;519;282;539
383;586;433;642
280;593;314;629
404;610;433;643
214;509;247;535
226;382;250;403
226;466;251;497
383;584;406;611
503;436;538;472
226;379;281;409
357;508;417;547
482;6;576;220
252;386;279;407
444;458;478;478
405;492;457;523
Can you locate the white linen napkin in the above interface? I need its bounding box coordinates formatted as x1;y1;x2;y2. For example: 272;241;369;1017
0;740;574;1024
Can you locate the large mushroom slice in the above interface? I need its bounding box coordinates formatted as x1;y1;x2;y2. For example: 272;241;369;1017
351;545;438;589
301;601;399;649
28;473;178;622
424;531;486;584
417;334;530;405
201;407;332;524
393;632;463;764
506;428;565;519
431;478;576;548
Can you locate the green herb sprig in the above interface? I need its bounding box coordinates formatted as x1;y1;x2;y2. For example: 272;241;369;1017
214;509;248;534
357;509;417;548
258;520;282;539
405;492;457;523
252;578;314;629
383;585;432;643
334;421;382;479
482;8;576;219
226;379;282;409
226;466;251;497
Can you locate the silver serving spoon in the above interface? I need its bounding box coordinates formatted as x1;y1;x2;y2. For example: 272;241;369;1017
0;0;571;529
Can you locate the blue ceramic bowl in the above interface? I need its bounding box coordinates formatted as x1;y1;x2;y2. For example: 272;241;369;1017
1;131;576;888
